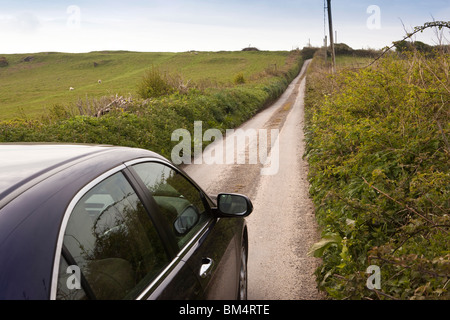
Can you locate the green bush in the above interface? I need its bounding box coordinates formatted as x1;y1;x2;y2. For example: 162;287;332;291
233;73;246;85
305;51;449;299
137;66;176;99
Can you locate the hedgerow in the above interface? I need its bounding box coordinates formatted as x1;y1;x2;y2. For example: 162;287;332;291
304;48;449;299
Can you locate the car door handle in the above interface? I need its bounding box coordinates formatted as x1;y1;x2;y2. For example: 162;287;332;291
199;257;214;278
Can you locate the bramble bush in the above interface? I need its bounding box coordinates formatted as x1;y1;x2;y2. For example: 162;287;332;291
304;47;449;299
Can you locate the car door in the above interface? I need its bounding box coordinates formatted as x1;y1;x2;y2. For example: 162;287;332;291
52;168;202;300
128;160;241;300
184;217;242;300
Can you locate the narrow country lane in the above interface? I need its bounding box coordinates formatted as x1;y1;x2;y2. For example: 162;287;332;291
184;60;323;299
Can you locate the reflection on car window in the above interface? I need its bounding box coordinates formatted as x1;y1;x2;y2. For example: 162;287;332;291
56;256;88;300
132;162;210;248
56;172;169;300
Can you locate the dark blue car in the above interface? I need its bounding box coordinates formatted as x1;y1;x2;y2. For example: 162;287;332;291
0;144;252;300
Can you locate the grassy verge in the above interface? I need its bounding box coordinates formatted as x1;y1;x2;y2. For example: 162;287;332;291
0;50;304;160
304;49;449;299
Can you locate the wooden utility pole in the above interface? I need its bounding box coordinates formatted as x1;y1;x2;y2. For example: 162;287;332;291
327;0;336;73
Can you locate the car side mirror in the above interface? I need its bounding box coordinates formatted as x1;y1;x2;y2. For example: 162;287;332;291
216;193;253;218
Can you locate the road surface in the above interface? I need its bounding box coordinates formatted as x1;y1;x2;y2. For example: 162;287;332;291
184;60;323;300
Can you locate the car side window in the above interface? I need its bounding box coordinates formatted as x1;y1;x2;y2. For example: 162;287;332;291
56;256;88;300
56;172;169;300
132;162;210;249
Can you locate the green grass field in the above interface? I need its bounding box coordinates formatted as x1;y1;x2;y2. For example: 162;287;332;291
0;51;292;120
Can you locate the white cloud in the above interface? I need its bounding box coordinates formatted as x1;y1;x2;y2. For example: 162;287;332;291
0;11;41;33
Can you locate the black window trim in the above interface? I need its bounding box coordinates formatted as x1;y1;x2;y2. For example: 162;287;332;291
121;167;179;258
61;244;96;300
136;220;214;300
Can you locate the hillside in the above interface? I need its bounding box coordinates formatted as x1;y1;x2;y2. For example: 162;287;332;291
0;50;292;120
0;50;304;162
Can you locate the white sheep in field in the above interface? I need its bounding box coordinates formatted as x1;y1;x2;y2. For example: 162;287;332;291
98;80;102;84
69;87;75;91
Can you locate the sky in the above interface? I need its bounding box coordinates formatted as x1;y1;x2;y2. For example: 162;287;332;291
0;0;449;53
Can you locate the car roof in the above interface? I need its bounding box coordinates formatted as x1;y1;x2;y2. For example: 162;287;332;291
0;144;108;194
0;143;165;207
